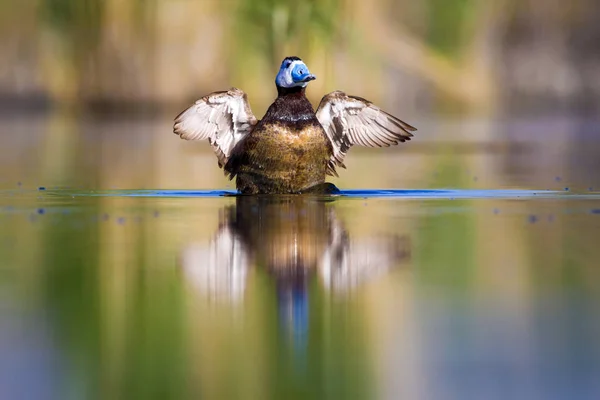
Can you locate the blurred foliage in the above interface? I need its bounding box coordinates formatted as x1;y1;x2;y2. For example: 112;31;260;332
40;0;104;54
1;0;599;112
426;0;474;57
236;0;339;66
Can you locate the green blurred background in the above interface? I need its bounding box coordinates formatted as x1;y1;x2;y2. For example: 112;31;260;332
2;0;599;115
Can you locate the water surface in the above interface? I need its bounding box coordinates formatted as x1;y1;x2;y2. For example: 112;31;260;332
1;113;599;399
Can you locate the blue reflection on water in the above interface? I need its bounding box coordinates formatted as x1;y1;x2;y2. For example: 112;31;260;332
27;188;600;200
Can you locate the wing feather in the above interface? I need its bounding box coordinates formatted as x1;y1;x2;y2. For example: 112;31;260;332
173;87;258;167
316;91;416;176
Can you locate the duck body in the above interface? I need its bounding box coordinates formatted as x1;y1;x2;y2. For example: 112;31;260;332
174;56;417;195
227;87;331;194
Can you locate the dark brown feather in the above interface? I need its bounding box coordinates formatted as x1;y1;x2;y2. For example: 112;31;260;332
225;87;331;194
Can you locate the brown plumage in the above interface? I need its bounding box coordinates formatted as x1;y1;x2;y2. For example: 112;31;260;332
173;56;417;194
225;87;331;194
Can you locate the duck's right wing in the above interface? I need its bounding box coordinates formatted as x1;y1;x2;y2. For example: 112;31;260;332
316;91;416;176
174;88;258;167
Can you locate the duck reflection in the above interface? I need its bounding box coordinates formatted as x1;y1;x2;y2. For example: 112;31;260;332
181;196;410;306
181;195;409;354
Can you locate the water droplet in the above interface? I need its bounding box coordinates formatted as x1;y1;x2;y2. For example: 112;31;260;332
528;215;538;223
555;176;561;182
591;209;600;215
38;186;46;191
37;208;45;215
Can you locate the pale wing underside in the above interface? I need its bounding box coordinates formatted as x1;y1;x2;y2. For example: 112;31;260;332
315;91;417;176
173;87;258;167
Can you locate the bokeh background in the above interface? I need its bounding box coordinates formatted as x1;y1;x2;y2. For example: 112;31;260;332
1;1;600;400
2;0;600;115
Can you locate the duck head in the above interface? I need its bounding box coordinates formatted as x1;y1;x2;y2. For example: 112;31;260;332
275;56;316;89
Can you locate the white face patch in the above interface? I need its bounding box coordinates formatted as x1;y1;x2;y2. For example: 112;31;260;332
275;60;312;88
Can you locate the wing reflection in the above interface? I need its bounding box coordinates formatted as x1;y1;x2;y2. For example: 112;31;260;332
320;217;410;294
180;209;249;303
181;196;410;304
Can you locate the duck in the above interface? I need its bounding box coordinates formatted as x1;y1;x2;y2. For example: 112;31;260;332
173;56;417;194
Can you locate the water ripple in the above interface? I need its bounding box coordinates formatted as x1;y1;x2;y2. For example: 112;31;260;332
27;188;600;200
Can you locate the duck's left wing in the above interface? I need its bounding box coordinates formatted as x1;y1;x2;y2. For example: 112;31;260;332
316;91;417;176
174;88;258;167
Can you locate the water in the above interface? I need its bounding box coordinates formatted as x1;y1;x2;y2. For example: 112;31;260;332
1;113;600;399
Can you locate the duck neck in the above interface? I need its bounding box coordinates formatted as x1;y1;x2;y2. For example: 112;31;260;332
277;85;306;98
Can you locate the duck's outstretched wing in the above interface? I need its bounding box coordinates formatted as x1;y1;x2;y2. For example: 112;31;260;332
174;88;258;167
315;91;417;176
